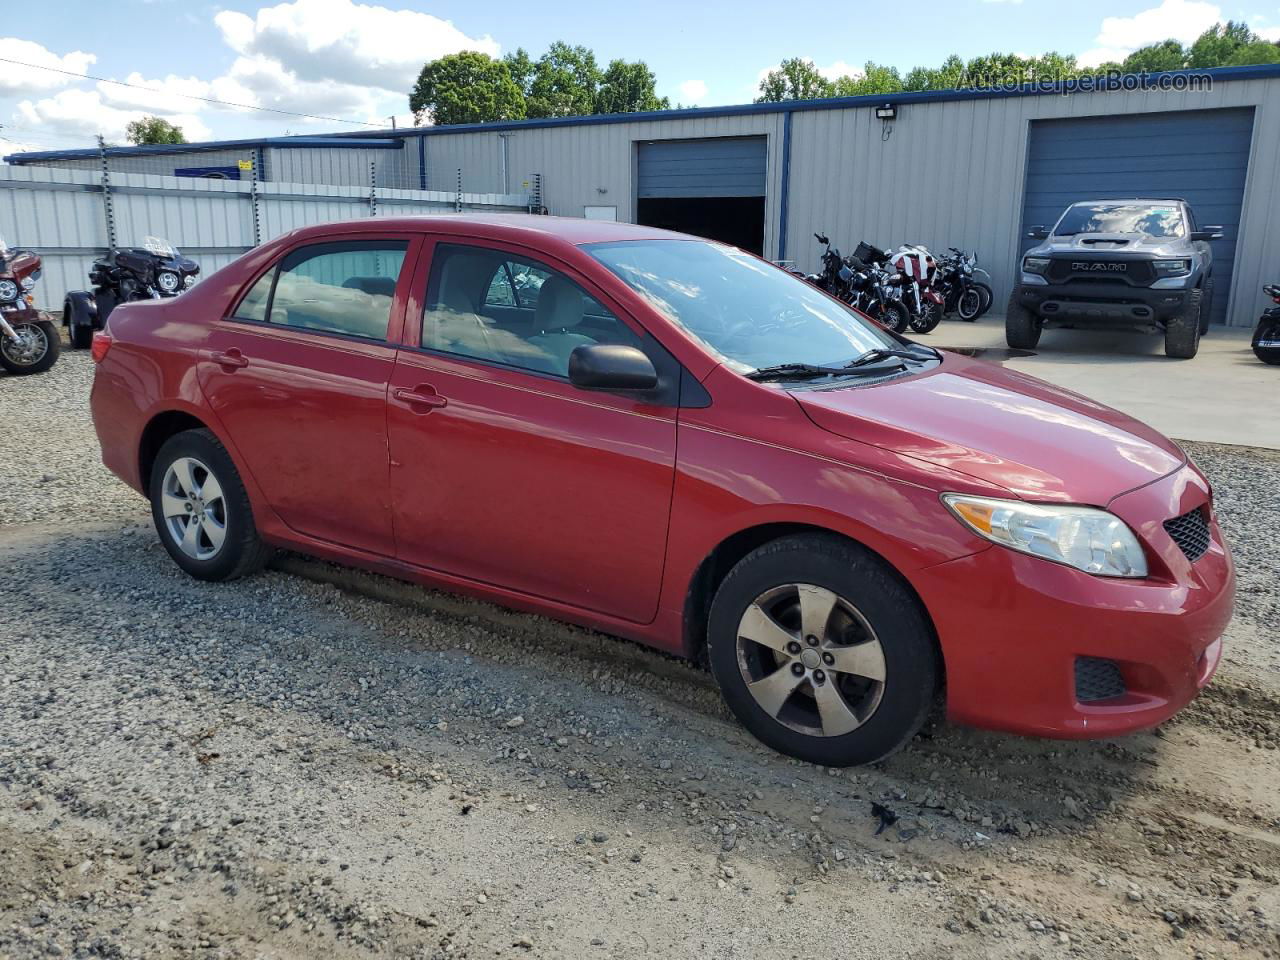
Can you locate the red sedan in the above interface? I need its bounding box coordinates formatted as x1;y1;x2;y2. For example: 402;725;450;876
89;215;1234;766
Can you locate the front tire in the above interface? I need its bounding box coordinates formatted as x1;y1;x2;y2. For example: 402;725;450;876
149;429;271;581
1005;292;1042;349
973;281;993;318
707;534;938;767
1252;317;1280;365
1198;278;1214;335
876;300;911;334
957;287;983;321
909;299;943;334
0;320;59;375
1164;289;1202;359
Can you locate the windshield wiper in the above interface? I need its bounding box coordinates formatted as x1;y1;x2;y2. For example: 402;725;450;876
847;346;938;367
746;361;903;382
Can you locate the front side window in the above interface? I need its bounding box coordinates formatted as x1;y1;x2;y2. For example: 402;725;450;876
1053;203;1185;238
423;243;639;377
241;241;407;340
585;239;898;373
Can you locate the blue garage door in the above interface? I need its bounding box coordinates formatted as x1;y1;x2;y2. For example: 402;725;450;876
637;137;767;199
1020;108;1254;326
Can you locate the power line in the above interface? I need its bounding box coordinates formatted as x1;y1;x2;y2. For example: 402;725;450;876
0;56;384;128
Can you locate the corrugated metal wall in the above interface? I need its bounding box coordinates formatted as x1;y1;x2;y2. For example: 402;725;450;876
412;77;1279;327
0;164;528;310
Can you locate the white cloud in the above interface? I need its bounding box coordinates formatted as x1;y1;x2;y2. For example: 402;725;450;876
0;38;96;96
1079;0;1221;65
1257;25;1280;40
816;60;864;82
678;79;708;103
17;88;211;144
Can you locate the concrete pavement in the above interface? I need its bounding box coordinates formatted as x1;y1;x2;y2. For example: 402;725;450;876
925;318;1277;450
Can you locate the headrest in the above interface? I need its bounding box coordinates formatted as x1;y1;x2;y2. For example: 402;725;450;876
534;276;584;331
342;276;397;298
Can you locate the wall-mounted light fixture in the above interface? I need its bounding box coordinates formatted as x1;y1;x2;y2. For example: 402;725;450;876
875;103;897;120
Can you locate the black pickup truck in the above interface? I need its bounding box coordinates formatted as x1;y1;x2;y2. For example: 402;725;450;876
1007;199;1222;359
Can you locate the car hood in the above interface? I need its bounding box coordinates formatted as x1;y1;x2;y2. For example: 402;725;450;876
1032;233;1187;257
796;354;1185;505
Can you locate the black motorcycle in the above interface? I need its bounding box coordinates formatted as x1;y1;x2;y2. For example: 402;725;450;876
1253;283;1280;365
936;248;993;322
64;236;199;348
806;233;855;299
844;256;911;333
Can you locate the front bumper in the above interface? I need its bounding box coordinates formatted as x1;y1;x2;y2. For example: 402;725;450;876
914;465;1234;739
1016;281;1188;324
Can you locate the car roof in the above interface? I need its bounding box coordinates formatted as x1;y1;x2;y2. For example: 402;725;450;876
1068;198;1187;206
274;214;694;250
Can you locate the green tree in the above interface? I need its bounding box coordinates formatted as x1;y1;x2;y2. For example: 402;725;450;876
830;62;904;96
503;47;536;96
1225;40;1280;66
903;54;966;91
595;59;669;113
410;51;525;126
126;116;186;145
755;58;833;102
1187;20;1256;67
1121;40;1187;72
526;41;601;117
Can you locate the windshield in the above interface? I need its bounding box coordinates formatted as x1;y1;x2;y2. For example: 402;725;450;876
143;236;177;258
1053;203;1184;238
584;239;899;372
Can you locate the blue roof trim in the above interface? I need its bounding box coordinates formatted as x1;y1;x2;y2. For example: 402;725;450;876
7;63;1279;163
5;136;403;164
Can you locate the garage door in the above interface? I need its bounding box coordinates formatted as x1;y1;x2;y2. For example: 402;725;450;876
637;137;766;198
1020;108;1254;326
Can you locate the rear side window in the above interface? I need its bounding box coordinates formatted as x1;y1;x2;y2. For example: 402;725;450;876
232;241;408;340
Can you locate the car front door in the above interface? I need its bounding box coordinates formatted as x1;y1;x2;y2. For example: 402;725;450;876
197;236;419;557
386;239;678;624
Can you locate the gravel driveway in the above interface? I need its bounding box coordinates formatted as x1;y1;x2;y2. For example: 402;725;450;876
2;353;1278;959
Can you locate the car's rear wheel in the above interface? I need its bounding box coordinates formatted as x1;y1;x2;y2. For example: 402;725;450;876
1005;292;1042;349
1164;289;1202;359
707;534;938;766
149;428;271;581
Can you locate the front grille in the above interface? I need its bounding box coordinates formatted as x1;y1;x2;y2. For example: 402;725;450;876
1075;656;1126;703
1045;259;1155;285
1164;506;1211;563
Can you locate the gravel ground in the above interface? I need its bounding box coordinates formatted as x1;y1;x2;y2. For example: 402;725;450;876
2;353;1279;960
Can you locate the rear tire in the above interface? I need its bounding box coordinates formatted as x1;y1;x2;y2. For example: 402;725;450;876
1005;292;1042;349
149;428;272;582
707;534;938;767
1164;289;1202;359
1198;278;1214;335
957;287;982;321
1252;318;1280;365
973;281;993;318
69;323;94;349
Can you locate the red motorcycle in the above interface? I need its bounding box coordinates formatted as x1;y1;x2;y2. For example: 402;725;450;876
0;237;58;375
889;245;944;334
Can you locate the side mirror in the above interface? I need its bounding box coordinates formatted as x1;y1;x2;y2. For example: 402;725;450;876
1026;226;1049;240
1191;227;1223;241
568;344;658;392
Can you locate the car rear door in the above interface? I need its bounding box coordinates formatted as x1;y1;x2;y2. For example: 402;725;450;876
386;237;678;624
197;235;420;557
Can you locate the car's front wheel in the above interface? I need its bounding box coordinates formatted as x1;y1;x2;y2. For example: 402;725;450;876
149;428;271;581
1164;289;1202;359
707;534;938;766
1005;292;1042;349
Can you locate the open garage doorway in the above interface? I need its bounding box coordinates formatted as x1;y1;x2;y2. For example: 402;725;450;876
636;137;767;255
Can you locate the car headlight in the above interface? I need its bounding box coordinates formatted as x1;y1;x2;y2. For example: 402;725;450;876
157;271;181;294
1153;259;1191;278
1022;256;1050;276
941;494;1148;578
183;274;198;289
0;279;18;302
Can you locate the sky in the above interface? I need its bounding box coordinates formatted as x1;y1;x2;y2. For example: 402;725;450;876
2;0;1280;156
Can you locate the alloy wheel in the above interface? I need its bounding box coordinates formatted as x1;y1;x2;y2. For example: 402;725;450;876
160;456;229;561
0;323;49;368
735;583;886;737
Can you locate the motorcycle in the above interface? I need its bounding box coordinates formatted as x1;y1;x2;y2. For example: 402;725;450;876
1252;283;1280;365
807;233;855;300
0;236;59;376
936;248;994;322
889;244;944;334
64;236;199;348
844;256;911;333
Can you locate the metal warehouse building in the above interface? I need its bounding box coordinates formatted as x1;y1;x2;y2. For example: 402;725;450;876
10;63;1280;327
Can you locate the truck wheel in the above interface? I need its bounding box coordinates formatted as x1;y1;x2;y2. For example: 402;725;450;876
1164;289;1202;359
1005;292;1041;349
1198;278;1214;335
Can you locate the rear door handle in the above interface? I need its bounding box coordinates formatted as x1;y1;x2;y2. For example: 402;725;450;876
394;386;448;410
210;349;249;369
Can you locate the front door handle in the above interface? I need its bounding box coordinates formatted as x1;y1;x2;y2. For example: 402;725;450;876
210;349;249;369
394;386;448;410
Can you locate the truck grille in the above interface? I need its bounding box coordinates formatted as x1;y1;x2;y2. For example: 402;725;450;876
1163;506;1211;563
1075;657;1126;703
1045;260;1155;285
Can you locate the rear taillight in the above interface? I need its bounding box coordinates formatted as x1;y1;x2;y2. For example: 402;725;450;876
90;331;113;363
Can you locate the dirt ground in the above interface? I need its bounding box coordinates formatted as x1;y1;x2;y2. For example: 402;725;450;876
1;353;1278;960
